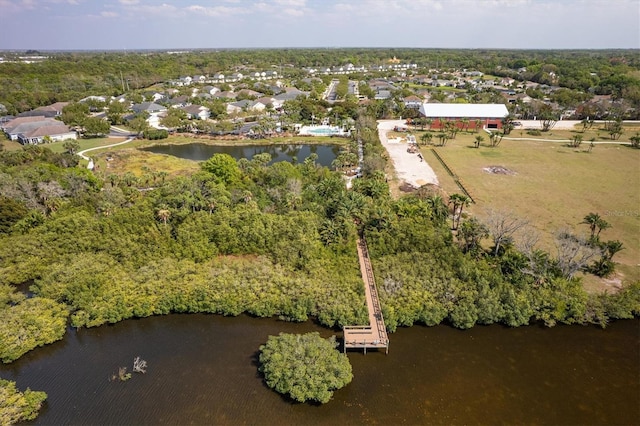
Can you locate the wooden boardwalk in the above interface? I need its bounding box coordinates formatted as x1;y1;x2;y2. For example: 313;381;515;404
343;237;389;354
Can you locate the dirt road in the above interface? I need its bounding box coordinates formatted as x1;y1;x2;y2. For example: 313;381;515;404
377;120;439;188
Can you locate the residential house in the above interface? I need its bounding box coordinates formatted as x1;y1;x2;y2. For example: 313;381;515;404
264;71;278;79
151;92;165;102
237;89;263;99
113;94;129;103
193;75;207;84
132;102;166;114
195;93;213;102
2;115;47;139
214;91;237;100
226;99;265;115
18;102;68;118
168;95;190;108
410;75;432;85
255;97;278;111
2;116;76;144
374;90;392;100
80;95;108;103
274;87;307;103
179;104;210;120
368;79;395;91
201;86;220;95
403;95;423;109
131;102;167;129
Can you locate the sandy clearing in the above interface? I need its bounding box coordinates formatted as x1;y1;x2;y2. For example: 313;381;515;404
377;120;439;188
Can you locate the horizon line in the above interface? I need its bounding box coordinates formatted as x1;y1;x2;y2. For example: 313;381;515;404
1;46;638;53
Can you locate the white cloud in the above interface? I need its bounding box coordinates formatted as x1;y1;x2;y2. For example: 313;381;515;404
184;4;248;17
274;0;306;6
280;7;303;16
101;10;118;17
19;0;36;9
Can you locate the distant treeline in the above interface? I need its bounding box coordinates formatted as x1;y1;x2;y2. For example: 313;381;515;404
0;48;638;114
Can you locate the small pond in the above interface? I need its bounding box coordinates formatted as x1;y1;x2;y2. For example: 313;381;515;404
141;143;342;166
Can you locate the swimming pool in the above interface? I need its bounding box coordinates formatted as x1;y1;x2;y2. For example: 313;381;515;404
298;125;348;136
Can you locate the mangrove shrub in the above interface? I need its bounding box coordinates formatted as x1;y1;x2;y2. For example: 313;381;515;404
259;332;353;404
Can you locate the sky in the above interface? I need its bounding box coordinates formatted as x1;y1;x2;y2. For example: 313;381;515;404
0;0;638;50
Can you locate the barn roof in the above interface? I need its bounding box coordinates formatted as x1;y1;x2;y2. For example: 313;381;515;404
419;103;509;118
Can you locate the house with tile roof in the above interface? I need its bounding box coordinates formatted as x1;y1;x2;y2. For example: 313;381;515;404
1;115;76;144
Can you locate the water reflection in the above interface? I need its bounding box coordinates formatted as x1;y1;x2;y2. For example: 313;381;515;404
1;315;637;425
141;143;341;166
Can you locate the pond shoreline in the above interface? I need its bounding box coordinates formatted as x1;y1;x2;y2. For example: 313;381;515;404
136;133;351;149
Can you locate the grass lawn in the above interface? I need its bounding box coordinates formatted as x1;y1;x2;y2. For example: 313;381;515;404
94;148;200;178
415;130;640;291
1;137;128;153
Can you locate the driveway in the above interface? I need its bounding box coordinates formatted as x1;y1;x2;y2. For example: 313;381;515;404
377;120;439;187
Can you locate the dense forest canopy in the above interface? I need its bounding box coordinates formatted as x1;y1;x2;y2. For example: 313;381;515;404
0;48;638;114
1;112;638;365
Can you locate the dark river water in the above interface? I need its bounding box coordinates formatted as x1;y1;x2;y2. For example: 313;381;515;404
141;143;341;166
1;315;638;425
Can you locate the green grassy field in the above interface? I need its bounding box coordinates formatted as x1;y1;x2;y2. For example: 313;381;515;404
1;137;125;153
415;130;640;291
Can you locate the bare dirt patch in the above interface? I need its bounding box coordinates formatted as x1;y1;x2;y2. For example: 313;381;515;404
483;165;517;175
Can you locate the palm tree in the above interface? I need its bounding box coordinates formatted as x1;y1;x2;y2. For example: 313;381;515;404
107;174;119;187
489;132;503;147
582;212;600;238
461;118;470;132
570;134;583;148
474;135;484;148
604;240;624;261
581;212;609;240
156;207;171;225
427;195;448;225
122;172;138;187
425;118;434;130
595;218;611;238
420;132;433;146
449;193;470;230
501;114;515;135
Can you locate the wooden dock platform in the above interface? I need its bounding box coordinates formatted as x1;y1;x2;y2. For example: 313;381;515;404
343;237;389;354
